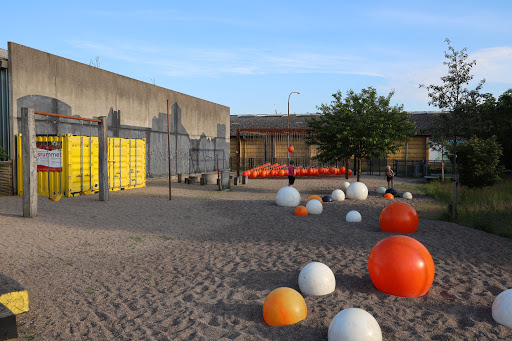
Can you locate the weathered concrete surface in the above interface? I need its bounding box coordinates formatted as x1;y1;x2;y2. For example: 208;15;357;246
0;303;17;340
8;42;230;185
0;273;29;315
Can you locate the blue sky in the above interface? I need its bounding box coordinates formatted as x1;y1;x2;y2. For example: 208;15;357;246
3;1;512;115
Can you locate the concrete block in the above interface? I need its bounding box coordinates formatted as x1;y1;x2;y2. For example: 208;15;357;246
0;274;29;315
234;176;239;185
200;178;206;186
178;173;182;183
0;303;17;340
242;175;248;184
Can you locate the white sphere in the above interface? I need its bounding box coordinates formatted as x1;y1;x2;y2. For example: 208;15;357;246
298;262;336;296
403;192;413;200
346;210;362;222
341;181;350;191
328;308;382;341
331;189;345;201
276;187;301;207
306;199;323;214
376;187;387;194
346;182;368;200
492;289;512;328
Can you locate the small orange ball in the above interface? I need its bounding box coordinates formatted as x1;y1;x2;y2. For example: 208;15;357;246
339;166;346;174
294;206;308;216
288;145;295;153
383;193;394;199
251;171;259;178
263;287;307;326
307;195;323;205
278;169;285;177
380;202;419;233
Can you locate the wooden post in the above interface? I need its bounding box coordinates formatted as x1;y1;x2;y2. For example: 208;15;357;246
21;107;37;217
98;116;109;201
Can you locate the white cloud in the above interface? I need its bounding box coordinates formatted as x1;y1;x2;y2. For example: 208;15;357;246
379;46;512;108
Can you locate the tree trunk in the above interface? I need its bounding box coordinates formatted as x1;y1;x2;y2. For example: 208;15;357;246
345;158;349;179
452;137;458;220
357;158;362;182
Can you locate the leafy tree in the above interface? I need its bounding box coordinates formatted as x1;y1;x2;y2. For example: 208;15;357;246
449;136;503;188
306;87;416;182
477;89;512;170
420;38;485;219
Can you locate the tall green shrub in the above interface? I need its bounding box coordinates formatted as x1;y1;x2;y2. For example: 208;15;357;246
453;136;503;187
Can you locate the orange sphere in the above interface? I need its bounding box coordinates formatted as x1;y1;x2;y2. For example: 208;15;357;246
329;166;336;174
242;171;249;176
294;206;308;216
383;193;394;199
260;170;268;178
251;171;259;178
307;195;323;205
301;168;308;175
263;287;307;326
348;169;353;175
278;169;286;177
339;166;346;174
288;145;295;153
368;235;435;297
380;202;419;233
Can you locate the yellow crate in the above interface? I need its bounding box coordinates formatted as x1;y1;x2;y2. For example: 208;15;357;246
17;134;146;196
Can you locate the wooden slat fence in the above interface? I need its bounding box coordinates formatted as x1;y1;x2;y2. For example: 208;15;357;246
0;160;14;196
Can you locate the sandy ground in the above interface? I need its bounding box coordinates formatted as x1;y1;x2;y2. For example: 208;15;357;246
0;175;511;340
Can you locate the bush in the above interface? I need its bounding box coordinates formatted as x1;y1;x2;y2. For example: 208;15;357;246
454;135;504;188
0;146;8;161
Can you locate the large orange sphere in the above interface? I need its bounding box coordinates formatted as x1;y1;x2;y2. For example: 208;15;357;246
329;166;336;174
278;169;286;177
288;145;295;153
368;235;435;297
383;193;394;199
260;170;268;178
339;166;346;174
242;171;249;176
380;202;419;233
348;169;353;176
307;195;323;205
263;287;307;326
294;206;308;216
301;168;308;175
251;171;259;178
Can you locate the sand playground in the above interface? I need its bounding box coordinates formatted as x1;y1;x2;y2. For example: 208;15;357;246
0;175;511;340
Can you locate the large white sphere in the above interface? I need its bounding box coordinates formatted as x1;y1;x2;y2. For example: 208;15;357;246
276;187;301;207
346;182;368;200
492;289;512;328
306;199;323;214
376;187;387;194
298;262;336;296
403;192;413;200
328;308;382;341
341;181;350;191
331;189;345;201
346;210;362;222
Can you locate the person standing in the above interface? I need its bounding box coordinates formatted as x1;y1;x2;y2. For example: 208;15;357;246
288;160;296;187
385;165;394;188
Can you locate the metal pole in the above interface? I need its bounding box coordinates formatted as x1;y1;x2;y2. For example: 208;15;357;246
167;100;172;200
237;129;240;177
98;116;109;201
217;154;221;191
287;91;300;162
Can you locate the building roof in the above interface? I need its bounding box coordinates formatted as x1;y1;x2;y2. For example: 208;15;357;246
230;112;440;136
0;48;7;60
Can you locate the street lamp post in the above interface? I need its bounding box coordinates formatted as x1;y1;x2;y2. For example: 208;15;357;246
287;91;300;162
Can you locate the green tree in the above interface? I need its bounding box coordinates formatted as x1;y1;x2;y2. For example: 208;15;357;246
306;87;416;182
451;136;503;188
420;38;485;219
477;89;512;170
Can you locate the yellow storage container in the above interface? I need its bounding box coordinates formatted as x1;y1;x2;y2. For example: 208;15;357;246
17;134;146;197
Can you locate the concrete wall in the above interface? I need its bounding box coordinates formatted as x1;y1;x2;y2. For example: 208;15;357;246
8;42;230;181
